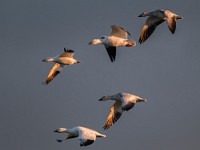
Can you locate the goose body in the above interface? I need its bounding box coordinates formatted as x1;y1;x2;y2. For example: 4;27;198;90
42;48;80;84
99;92;147;130
54;126;106;146
89;25;136;62
138;9;183;43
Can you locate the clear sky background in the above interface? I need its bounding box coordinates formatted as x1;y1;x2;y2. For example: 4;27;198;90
1;0;200;150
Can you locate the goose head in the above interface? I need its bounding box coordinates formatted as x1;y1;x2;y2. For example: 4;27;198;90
138;12;150;17
54;128;68;133
136;97;147;103
88;39;102;45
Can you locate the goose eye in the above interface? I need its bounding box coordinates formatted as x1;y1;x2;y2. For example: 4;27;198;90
101;37;105;39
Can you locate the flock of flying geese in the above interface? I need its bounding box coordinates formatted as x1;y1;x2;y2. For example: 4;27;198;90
42;9;183;146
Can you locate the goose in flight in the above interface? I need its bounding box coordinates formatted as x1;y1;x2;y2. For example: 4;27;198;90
99;92;147;130
42;48;80;84
54;126;106;146
138;9;183;44
88;25;136;62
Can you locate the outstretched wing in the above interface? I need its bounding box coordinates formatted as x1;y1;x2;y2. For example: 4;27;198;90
139;16;165;44
105;46;116;62
110;25;130;39
103;101;123;130
164;10;176;34
56;133;78;143
166;16;176;34
44;63;65;84
121;93;136;111
78;129;96;146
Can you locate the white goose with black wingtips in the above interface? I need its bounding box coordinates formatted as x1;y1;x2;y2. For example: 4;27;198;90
54;126;106;147
42;48;80;85
138;9;183;44
88;25;136;62
99;92;147;130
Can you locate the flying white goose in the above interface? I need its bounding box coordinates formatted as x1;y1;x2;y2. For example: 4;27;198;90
99;92;147;130
42;48;80;84
138;9;183;44
54;126;106;146
88;25;136;62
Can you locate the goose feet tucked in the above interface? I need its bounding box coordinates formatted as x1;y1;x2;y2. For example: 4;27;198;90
125;43;134;47
125;41;136;47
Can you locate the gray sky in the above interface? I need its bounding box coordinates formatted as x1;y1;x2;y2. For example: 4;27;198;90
1;0;200;149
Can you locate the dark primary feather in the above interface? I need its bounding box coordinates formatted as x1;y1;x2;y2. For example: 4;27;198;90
103;111;122;130
64;47;74;53
122;102;135;111
56;139;63;143
105;46;116;62
44;63;64;85
67;49;74;53
103;101;123;130
80;140;94;146
45;71;60;84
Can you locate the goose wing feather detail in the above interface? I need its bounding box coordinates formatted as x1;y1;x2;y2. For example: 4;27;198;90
110;25;130;39
139;16;165;43
105;46;116;62
78;128;96;146
45;63;65;84
103;101;123;130
121;93;136;111
166;16;176;34
164;10;177;34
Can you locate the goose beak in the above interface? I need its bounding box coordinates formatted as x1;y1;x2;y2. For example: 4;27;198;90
138;12;147;17
99;96;105;101
138;13;145;17
137;98;147;102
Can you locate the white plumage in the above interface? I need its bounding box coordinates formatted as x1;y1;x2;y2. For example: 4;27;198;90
99;92;147;130
138;9;183;43
54;126;106;146
42;48;80;84
88;25;136;62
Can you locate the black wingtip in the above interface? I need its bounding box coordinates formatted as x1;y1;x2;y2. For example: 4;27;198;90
170;29;175;34
56;139;63;143
110;59;115;63
64;47;74;53
138;38;143;44
67;49;74;53
41;82;48;85
108;55;115;63
103;125;109;130
80;140;94;146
